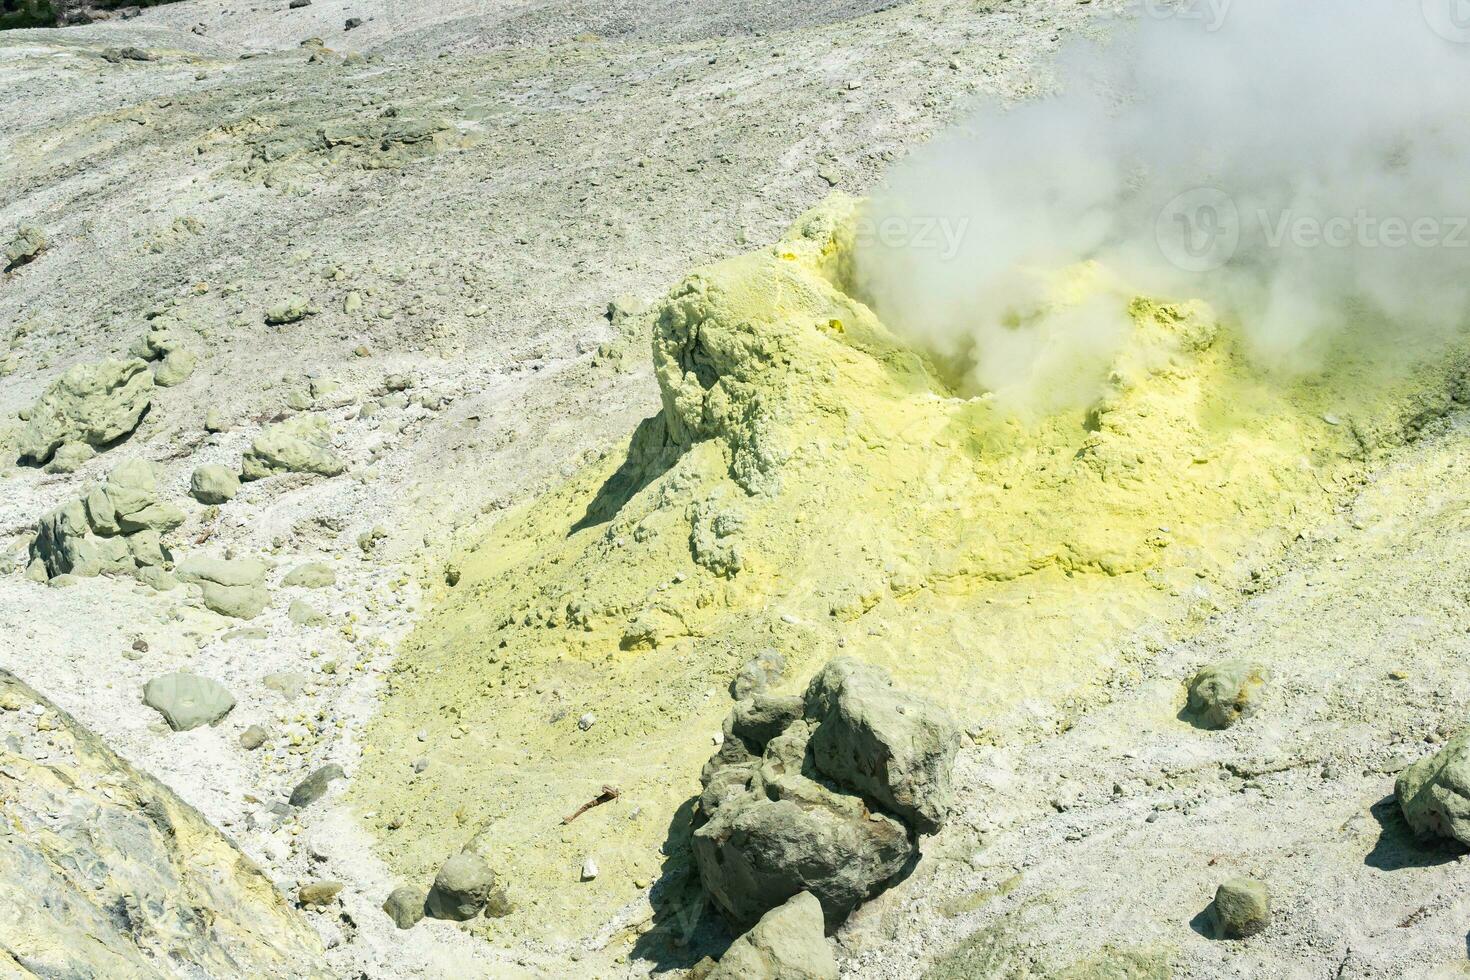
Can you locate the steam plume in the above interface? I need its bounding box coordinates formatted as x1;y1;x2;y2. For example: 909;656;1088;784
855;0;1470;412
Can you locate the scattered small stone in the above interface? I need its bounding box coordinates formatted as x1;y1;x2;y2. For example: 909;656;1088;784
298;880;343;907
204;407;227;433
1210;878;1271;939
383;886;426;929
577;712;596;731
426;850;496;921
240;724;269;750
289;763;345;808
344;16;363;29
289;0;312;9
264;296;312;325
445;563;461;587
142;672;235;732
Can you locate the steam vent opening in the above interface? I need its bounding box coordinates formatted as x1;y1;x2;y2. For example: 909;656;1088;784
7;0;1470;977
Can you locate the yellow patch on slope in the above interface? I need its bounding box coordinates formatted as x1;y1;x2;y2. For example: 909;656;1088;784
353;194;1467;952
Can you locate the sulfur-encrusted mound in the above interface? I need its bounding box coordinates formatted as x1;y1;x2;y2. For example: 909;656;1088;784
17;358;154;465
241;414;345;480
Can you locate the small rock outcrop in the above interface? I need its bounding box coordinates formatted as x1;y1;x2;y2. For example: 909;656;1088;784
29;460;183;580
176;556;270;619
190;464;240;504
290;763;346;808
1185;661;1267;730
1397;730;1470;846
17;358;154;465
710;891;838;980
693;656;960;930
0;670;329;976
283;562;336;588
426;850;496;921
383;886;427;929
1209;878;1271;939
143;672;236;731
241;414;345;480
4;223;45;270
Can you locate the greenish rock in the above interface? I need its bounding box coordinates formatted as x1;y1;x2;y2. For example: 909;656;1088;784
241;415;345;481
190;464;240;504
382;886;427;929
1396;729;1470;846
44;442;96;474
142;672;236;732
264;671;309;700
289;599;325;626
30;498;133;578
290;764;345;808
1186;662;1267;730
125;529;169;568
804;657;960;834
17;358;154;465
133;565;178;591
204;406;227;432
1210;878;1271;939
265;296;312;325
426;850;496;921
709;891;836;980
283;562;335;588
297;881;343;907
176;556;269;619
483;885;513;919
4;224;45;270
153;348;197;387
240;724;269;750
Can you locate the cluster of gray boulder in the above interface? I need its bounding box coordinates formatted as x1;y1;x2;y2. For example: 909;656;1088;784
28;459;182;585
382;848;511;931
694;656;960;936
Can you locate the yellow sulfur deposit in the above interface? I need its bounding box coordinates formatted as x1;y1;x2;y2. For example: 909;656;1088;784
353;194;1469;949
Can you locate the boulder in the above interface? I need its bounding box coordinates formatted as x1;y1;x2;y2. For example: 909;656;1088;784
283;562;336;588
1397;730;1470;846
1210;878;1271;939
264;296;312;325
153;348;196;387
240;724;269;750
694;657;957;930
29;462;184;580
191;464;240;504
804;657;961;834
426;850;496;921
44;442;96;473
142;672;236;731
0;670;329;975
297;881;343;907
290;764;345;808
176;556;270;619
4;224;45;270
382;886;426;929
710;892;837;980
241;415;344;480
1186;662;1267;729
17;358;154;465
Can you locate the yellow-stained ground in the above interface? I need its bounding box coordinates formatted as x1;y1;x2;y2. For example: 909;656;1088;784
351;196;1469;953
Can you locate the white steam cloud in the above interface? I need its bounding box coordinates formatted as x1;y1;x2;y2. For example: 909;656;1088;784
855;0;1470;412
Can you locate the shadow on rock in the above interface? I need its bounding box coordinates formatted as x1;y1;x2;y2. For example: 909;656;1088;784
570;415;679;535
630;795;734;975
1364;794;1464;871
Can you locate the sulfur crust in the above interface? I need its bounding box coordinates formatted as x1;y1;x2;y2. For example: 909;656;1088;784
351;193;1470;949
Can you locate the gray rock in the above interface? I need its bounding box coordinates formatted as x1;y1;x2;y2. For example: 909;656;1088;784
283;562;336;588
153;348;196;387
191;464;240;504
290;764;345;808
44;442;96;474
240;724;269;750
142;672;235;731
1187;661;1267;730
483;885;513;918
1397;729;1470;846
382;886;426;929
289;599;326;626
298;880;343;907
264;296;312;325
4;224;45;270
804;657;960;834
241;415;344;480
426;850;496;921
176;556;269;619
1210;878;1271;939
30;498;133;578
264;671;309;700
17;358;154;465
710;891;837;980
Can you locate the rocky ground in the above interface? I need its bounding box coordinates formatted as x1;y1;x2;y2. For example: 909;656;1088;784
4;1;1470;978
